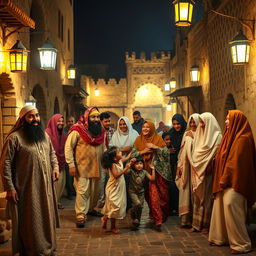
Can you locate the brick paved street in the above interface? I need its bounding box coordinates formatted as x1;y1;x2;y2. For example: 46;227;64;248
1;198;256;255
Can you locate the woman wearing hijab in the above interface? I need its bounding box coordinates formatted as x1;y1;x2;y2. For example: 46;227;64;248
132;120;171;231
168;114;187;215
46;114;67;209
109;117;139;210
190;112;222;233
109;116;139;153
176;113;200;227
209;110;256;254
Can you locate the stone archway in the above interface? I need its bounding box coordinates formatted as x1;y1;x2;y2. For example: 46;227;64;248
224;93;236;117
54;97;60;114
32;84;47;124
133;84;165;124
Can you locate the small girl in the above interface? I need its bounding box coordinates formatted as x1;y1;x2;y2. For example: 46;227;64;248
101;146;132;234
128;156;155;230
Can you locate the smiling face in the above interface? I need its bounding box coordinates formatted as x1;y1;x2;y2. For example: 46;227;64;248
24;109;40;125
189;117;197;132
142;122;150;136
172;120;181;132
57;117;64;131
119;119;128;132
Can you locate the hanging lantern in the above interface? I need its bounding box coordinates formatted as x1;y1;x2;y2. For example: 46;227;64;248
170;78;176;89
190;65;200;82
164;83;170;91
38;39;57;70
167;104;172;111
173;0;195;27
229;30;250;65
94;88;100;96
25;95;37;107
67;64;76;79
8;40;29;73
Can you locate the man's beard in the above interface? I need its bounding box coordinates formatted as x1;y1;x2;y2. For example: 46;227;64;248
23;121;46;143
88;120;102;137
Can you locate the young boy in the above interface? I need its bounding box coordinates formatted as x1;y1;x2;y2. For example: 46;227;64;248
127;156;155;230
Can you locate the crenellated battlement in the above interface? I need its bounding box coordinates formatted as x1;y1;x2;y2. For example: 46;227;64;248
125;51;171;62
90;78;127;87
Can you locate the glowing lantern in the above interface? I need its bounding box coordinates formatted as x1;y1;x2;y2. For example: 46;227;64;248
170;78;176;88
165;83;170;91
67;64;76;79
94;88;100;96
8;40;29;73
38;39;57;70
229;30;250;65
25;95;37;107
173;0;195;27
190;65;200;82
167;104;172;111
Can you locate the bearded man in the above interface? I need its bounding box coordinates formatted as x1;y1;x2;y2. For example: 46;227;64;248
0;105;59;256
46;114;67;209
65;107;105;228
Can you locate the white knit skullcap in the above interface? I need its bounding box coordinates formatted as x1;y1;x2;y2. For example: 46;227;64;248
19;105;37;119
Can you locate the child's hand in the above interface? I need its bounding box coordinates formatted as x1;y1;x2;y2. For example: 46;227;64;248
125;162;132;169
149;162;155;170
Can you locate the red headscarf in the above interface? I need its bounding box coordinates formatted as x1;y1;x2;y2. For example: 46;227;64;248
45;114;67;170
69;107;105;146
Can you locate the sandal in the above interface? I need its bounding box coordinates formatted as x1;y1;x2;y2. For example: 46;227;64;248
231;249;252;254
101;216;108;229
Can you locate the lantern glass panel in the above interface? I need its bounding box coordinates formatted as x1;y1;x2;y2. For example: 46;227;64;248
174;0;194;26
165;83;170;91
10;51;28;73
190;70;200;82
167;104;172;111
39;50;57;70
95;89;100;96
67;69;76;79
170;80;176;89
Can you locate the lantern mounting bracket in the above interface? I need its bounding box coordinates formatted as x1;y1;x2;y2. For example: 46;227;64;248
0;24;23;46
210;10;255;40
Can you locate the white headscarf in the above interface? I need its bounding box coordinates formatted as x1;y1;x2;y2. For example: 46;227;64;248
176;113;200;188
190;112;222;191
109;116;139;148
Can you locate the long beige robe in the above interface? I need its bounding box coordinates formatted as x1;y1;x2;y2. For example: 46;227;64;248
0;130;59;256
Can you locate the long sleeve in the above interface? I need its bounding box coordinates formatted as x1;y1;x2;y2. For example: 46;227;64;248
1;135;18;191
65;131;79;168
49;138;59;171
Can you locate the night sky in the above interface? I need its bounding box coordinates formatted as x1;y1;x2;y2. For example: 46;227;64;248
74;0;203;78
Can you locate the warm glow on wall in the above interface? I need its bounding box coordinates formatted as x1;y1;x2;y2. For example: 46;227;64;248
0;47;8;73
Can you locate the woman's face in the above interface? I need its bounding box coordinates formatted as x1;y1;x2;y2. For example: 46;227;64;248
119;119;128;132
142;122;150;136
189;117;197;132
172;120;181;132
225;114;229;129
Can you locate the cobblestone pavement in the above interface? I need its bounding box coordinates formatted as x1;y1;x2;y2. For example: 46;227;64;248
1;197;256;255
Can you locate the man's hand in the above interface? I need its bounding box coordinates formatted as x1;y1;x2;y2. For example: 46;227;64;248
69;167;77;177
6;189;19;203
53;169;59;181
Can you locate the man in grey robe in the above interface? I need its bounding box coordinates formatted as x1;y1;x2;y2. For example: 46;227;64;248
0;105;59;256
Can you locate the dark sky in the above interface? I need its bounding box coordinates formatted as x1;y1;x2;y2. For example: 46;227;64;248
74;0;203;78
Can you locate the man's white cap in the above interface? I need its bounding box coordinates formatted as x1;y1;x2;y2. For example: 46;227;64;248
19;105;37;119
